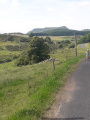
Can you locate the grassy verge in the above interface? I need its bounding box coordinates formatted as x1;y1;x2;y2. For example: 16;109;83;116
0;37;86;120
0;54;85;120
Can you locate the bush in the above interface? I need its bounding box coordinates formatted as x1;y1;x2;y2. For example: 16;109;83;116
6;45;28;51
8;36;14;42
20;38;30;42
15;55;29;66
27;37;50;63
59;44;63;49
0;46;4;50
29;33;34;37
68;43;75;48
16;37;50;66
78;33;90;44
44;36;51;43
6;45;20;51
57;40;71;48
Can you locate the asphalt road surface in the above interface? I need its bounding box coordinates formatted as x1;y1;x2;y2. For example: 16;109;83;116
57;60;90;120
79;43;87;48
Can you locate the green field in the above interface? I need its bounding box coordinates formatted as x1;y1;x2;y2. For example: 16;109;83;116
0;34;29;63
0;35;87;120
40;36;75;41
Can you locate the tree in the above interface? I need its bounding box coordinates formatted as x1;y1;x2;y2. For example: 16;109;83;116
29;32;34;37
16;37;50;66
68;43;75;48
78;33;90;44
27;37;50;64
15;51;29;66
8;36;14;42
59;44;63;49
44;36;51;43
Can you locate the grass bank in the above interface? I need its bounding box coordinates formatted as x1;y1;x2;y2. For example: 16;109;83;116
0;53;85;120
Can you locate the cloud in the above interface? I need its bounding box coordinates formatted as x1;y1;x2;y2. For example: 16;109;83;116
67;0;90;7
47;7;54;12
38;0;55;2
11;0;20;7
0;0;90;33
0;0;8;4
77;1;90;7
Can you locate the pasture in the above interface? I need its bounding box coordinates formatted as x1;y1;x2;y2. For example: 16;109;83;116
40;36;75;41
0;35;86;120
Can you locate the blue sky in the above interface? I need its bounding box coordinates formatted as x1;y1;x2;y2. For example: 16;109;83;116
0;0;90;33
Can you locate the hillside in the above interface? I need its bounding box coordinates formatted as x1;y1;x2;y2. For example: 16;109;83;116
27;26;90;36
27;26;69;33
0;34;31;64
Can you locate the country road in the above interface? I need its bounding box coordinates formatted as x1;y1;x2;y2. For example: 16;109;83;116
56;60;90;119
79;43;87;48
44;60;90;120
58;60;90;120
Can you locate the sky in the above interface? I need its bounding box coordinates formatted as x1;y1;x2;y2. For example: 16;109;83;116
0;0;90;33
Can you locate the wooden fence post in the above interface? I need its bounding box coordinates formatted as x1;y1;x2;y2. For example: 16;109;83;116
52;59;55;70
74;32;77;56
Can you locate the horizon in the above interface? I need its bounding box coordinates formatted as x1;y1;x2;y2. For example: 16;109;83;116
0;0;90;33
1;26;90;34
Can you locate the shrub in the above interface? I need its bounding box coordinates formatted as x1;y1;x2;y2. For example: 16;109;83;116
59;44;63;49
15;55;29;66
20;38;30;42
0;46;4;50
68;43;75;48
44;36;51;43
16;37;50;66
8;36;14;42
27;37;50;63
78;33;90;44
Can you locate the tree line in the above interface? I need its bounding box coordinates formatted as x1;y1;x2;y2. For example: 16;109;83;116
78;33;90;44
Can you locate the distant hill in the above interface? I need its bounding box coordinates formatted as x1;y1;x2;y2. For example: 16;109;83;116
82;29;90;31
27;26;69;33
27;26;90;36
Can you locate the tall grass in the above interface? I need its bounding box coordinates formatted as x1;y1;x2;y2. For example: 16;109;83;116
0;45;86;120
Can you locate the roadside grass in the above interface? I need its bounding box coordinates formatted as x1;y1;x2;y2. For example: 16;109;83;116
78;44;87;55
0;45;86;120
8;56;85;120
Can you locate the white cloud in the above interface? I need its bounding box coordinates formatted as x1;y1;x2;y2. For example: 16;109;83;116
67;0;90;7
11;0;20;7
38;0;55;2
0;0;8;4
77;1;90;7
47;7;53;12
0;0;90;33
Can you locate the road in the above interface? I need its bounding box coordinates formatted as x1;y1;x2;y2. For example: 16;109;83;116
43;44;90;120
79;43;87;48
43;60;90;120
57;60;90;120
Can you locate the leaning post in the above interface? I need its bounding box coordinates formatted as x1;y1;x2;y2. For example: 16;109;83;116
74;32;77;56
52;59;55;71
